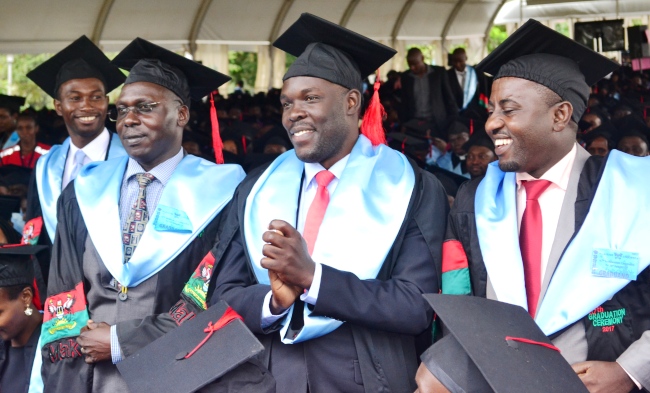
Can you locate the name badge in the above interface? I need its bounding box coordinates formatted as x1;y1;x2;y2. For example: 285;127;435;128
591;248;639;281
153;205;193;233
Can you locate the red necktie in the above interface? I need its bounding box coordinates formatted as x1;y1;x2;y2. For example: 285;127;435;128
519;179;552;318
303;170;336;255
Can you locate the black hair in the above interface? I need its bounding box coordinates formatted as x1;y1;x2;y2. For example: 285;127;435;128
2;284;32;301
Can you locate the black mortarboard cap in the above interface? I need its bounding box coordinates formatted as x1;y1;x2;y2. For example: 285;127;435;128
117;300;266;393
463;130;495;153
112;38;231;105
476;19;619;123
0;245;47;287
0;165;32;188
27;36;125;99
274;13;396;90
0;95;25;113
402;119;434;137
421;294;587;393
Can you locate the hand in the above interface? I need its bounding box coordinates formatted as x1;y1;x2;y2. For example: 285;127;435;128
268;269;302;314
572;361;636;393
261;220;315;290
432;137;447;154
77;320;112;364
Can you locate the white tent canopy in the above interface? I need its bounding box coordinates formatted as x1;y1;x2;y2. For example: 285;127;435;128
2;0;650;91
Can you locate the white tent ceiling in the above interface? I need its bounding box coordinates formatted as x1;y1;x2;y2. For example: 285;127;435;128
5;0;647;56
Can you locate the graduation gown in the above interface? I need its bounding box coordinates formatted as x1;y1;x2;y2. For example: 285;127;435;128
25;132;125;246
0;324;41;393
208;154;446;393
39;162;235;393
441;150;650;388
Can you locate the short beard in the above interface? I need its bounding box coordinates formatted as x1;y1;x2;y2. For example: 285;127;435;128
498;160;520;172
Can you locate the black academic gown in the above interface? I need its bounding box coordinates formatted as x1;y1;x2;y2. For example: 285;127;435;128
398;66;459;136
40;182;222;393
114;156;448;393
0;324;41;393
205;159;448;393
25;132;121;246
446;66;490;120
445;154;650;372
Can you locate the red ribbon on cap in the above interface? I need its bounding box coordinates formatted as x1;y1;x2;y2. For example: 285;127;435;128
505;336;560;352
183;307;243;359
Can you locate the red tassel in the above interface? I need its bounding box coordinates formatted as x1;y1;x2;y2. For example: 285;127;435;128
241;136;247;155
210;93;224;164
360;70;387;146
470;119;474;135
32;277;42;310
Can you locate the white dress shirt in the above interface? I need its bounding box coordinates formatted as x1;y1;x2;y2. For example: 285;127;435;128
261;154;350;327
62;128;110;189
515;144;576;286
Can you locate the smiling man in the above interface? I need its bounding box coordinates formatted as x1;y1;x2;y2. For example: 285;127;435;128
25;36;128;245
435;20;650;392
191;14;449;393
38;38;245;393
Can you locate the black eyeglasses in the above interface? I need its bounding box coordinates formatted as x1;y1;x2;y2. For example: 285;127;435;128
108;102;161;122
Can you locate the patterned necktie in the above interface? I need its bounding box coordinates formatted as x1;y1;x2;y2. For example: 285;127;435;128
303;170;336;255
122;173;155;263
69;150;87;181
519;179;552;317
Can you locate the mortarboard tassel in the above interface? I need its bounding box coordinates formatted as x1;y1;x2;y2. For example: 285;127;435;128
360;70;387;146
210;92;224;164
470;119;474;135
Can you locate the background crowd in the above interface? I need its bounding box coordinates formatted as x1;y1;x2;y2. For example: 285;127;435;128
1;48;650;243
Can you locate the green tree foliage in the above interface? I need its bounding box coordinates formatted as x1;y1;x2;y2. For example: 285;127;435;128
487;25;508;53
554;22;570;37
0;53;53;109
406;44;436;66
228;51;257;91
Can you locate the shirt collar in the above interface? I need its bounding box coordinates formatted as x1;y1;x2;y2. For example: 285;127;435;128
68;128;110;162
124;148;184;186
303;153;350;188
516;143;577;191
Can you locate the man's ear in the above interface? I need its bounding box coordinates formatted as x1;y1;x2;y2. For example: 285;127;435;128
346;89;361;116
54;99;63;116
177;105;190;127
552;101;573;132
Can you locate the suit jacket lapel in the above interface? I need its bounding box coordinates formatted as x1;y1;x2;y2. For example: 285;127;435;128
537;145;591;309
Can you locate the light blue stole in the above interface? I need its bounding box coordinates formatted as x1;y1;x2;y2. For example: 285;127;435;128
35;132;126;240
475;151;650;335
244;135;415;343
2;130;19;149
461;66;478;110
75;155;245;287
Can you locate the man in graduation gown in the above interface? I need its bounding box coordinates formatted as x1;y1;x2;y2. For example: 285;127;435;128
0;114;50;169
440;20;650;392
25;36;128;246
203;14;445;393
38;38;245;393
446;48;490;118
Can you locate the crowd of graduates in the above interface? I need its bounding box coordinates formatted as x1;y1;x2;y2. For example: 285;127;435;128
1;15;650;391
2;47;650;243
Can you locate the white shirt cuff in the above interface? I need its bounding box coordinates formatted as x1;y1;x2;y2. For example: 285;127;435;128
110;325;123;364
617;361;642;390
261;290;290;329
300;263;322;305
